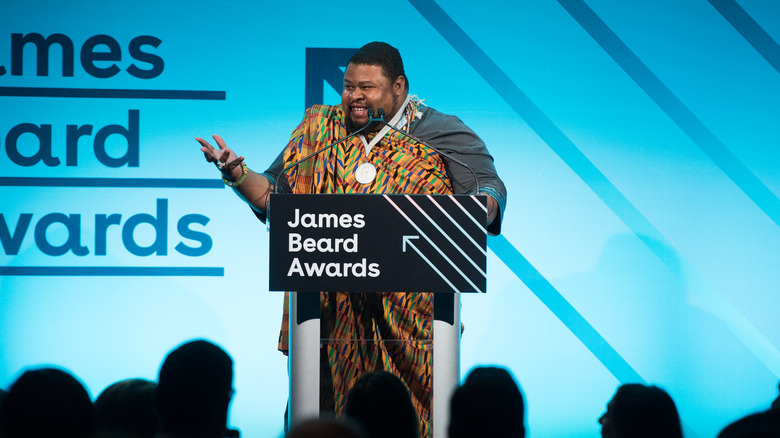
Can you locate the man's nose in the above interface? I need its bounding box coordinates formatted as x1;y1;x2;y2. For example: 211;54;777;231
349;89;364;99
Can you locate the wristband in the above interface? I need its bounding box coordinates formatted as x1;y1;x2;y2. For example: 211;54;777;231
223;162;248;187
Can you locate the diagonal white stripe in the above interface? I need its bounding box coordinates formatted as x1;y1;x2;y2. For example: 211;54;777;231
408;195;486;277
384;195;484;292
470;193;488;212
452;196;487;231
404;237;460;293
426;194;486;256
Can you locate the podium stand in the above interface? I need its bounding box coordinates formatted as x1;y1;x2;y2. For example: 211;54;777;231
269;194;487;438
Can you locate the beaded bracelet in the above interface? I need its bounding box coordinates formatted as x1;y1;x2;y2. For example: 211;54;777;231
222;162;248;187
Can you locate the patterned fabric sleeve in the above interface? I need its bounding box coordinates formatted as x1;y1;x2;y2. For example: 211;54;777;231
251;106;328;223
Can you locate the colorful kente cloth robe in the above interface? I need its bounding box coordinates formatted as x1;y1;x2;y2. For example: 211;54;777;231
259;100;506;438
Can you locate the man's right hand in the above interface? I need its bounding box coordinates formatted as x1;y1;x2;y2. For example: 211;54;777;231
196;134;244;181
196;134;275;213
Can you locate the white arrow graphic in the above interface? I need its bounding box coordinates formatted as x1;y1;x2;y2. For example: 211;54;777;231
386;194;484;292
402;235;420;252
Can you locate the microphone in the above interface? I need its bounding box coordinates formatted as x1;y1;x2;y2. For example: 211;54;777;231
275;115;374;193
368;107;480;194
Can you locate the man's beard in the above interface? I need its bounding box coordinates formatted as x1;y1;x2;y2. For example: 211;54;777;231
344;95;398;134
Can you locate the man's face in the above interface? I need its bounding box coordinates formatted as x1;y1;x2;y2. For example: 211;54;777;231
598;400;616;438
341;63;405;133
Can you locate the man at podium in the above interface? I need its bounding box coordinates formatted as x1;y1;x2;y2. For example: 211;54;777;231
197;41;506;438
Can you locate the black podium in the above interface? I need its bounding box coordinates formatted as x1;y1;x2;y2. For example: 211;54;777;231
269;193;488;438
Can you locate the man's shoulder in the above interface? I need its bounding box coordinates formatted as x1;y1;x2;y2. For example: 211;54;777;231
412;106;477;136
417;106;450;123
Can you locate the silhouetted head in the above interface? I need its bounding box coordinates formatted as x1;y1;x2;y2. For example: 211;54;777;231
448;366;525;438
343;371;419;438
599;384;682;438
286;415;367;438
94;378;157;438
0;367;93;438
718;411;780;438
155;339;234;438
718;381;780;438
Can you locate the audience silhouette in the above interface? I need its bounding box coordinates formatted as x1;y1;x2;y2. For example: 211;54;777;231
155;339;237;438
448;366;525;438
718;381;780;438
94;378;158;438
598;383;683;438
285;415;367;438
0;387;5;415
342;370;420;438
773;382;780;412
0;367;94;438
5;347;778;438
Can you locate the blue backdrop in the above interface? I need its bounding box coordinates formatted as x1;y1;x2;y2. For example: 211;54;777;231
1;1;779;437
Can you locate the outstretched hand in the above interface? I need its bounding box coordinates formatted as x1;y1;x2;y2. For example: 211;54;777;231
196;134;245;180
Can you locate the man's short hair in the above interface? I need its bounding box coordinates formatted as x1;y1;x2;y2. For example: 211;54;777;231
0;367;94;438
608;384;683;438
155;339;234;436
449;367;525;438
344;371;419;438
349;42;409;90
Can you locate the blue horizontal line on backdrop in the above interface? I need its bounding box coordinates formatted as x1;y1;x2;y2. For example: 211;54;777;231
0;86;226;100
0;266;225;276
0;177;224;189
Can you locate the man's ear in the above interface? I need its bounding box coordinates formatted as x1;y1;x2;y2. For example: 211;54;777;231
394;75;406;96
